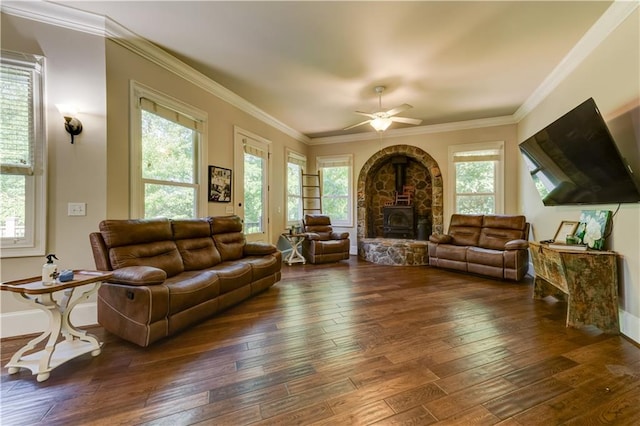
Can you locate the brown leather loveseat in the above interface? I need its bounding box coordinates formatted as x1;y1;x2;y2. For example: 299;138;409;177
90;215;281;347
428;214;530;281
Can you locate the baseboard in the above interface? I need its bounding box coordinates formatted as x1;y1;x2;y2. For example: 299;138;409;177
0;302;98;339
620;309;640;344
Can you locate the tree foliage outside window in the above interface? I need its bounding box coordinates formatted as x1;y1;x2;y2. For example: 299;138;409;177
287;162;302;222
141;110;197;218
244;152;264;234
321;166;349;223
455;160;496;214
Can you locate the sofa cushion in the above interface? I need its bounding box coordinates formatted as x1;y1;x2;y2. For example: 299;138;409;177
172;218;212;240
164;271;220;314
208;261;253;294
210;215;243;234
435;244;467;262
243;255;281;281
244;242;278;256
478;215;528;250
109;240;184;278
172;219;222;270
467;247;504;268
482;214;527;232
100;218;173;247
304;214;334;240
176;237;222;270
448;214;483;246
213;232;245;261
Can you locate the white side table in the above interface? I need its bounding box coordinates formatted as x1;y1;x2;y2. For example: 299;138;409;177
281;233;307;265
1;270;113;382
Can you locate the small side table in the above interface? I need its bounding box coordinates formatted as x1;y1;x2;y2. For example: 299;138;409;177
281;233;307;265
1;270;113;382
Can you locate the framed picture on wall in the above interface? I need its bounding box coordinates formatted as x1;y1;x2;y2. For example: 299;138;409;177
208;166;232;202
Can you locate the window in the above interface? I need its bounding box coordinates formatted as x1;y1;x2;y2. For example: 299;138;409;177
130;82;207;219
1;51;46;257
450;142;504;214
286;150;306;225
317;154;352;226
242;136;269;237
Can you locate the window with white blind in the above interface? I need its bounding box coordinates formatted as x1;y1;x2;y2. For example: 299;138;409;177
449;142;504;214
317;154;353;226
130;82;207;219
286;149;306;225
0;51;46;257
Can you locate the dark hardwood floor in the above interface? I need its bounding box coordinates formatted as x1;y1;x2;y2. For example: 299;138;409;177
2;257;639;425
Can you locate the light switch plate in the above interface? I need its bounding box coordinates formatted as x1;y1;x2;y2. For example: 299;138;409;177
68;202;86;216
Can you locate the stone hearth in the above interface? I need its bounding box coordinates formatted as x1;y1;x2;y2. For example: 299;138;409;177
356;144;443;265
359;238;429;266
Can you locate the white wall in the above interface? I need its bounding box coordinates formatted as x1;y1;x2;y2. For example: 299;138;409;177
1;14;107;335
518;10;640;342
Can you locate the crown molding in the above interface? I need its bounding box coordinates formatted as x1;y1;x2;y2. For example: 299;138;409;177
308;115;516;145
4;0;634;144
2;0;310;144
513;0;639;122
1;0;106;36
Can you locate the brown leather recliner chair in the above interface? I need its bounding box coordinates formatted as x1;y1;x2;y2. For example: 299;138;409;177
301;214;350;264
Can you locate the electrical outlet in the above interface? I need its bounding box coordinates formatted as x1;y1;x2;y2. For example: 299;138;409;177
225;206;234;214
68;202;86;216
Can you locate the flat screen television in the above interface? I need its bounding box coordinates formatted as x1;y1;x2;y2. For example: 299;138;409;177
519;98;640;206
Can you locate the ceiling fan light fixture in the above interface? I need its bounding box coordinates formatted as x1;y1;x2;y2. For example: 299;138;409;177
370;117;392;132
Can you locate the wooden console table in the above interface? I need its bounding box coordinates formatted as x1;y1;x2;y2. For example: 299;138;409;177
1;270;112;381
529;241;619;334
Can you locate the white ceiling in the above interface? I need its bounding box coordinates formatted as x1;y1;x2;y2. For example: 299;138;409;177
45;1;615;138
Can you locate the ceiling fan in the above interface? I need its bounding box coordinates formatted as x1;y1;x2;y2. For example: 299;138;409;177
345;86;423;132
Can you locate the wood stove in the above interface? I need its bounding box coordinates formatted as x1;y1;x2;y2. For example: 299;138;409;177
383;206;415;239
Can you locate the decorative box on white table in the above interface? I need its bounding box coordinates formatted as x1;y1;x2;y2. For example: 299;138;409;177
1;270;113;382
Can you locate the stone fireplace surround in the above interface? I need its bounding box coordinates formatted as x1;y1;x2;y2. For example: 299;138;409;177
357;144;443;265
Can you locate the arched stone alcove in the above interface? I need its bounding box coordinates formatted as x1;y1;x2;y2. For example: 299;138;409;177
356;144;443;244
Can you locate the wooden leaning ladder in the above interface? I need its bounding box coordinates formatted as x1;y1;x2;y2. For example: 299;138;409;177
301;171;322;216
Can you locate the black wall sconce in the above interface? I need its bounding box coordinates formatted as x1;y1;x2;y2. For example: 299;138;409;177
56;104;83;144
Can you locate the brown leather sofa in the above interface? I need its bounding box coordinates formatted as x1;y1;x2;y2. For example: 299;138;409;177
301;214;350;264
428;214;530;281
90;215;281;347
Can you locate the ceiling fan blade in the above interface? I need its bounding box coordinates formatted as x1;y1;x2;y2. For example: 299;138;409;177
385;104;412;116
354;111;376;118
390;116;423;125
343;119;372;130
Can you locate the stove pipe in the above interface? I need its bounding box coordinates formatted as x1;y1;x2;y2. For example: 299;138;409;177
391;156;408;193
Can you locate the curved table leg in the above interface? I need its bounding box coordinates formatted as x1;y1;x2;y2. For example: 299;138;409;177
5;282;103;381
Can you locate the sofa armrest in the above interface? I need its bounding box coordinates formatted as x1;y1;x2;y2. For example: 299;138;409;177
504;239;529;250
110;266;167;286
429;234;452;244
244;242;278;256
330;231;349;240
304;232;326;241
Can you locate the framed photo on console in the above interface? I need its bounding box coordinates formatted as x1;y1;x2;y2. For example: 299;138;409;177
553;220;579;243
208;166;232;202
